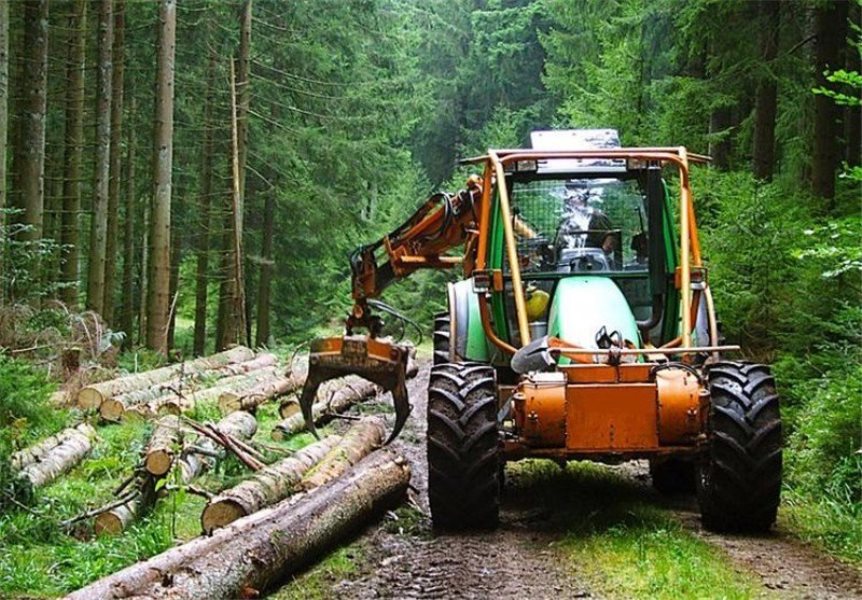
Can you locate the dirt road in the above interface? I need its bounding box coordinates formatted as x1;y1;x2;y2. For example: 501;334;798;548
275;360;862;599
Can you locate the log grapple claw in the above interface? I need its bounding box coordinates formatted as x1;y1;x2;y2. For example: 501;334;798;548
299;335;411;444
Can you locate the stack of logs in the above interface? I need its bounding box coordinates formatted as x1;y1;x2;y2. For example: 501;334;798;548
11;344;418;599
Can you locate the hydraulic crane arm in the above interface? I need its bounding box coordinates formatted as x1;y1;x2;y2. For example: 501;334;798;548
300;176;485;443
345;176;484;336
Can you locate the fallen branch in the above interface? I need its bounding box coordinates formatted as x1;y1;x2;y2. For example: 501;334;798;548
66;448;411;600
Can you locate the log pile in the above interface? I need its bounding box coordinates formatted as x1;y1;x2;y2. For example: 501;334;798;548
77;346;256;409
13;423;97;490
94;411;259;536
66;448;411;600
272;375;380;440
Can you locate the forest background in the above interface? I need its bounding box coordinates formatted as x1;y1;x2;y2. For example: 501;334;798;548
0;0;859;566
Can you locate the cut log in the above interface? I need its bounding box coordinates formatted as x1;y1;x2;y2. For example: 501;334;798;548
122;367;279;421
300;416;385;490
174;411;258;484
144;415;184;476
95;412;257;536
10;423;95;472
77;346;255;409
272;376;379;440
16;423;97;489
65;449;411;600
99;354;278;421
201;434;339;533
94;474;157;536
217;372;301;415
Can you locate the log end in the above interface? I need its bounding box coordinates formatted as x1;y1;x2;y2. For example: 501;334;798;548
271;427;287;442
278;399;299;420
93;511;124;536
145;449;174;476
218;394;240;415
99;399;125;422
78;387;105;410
157;402;183;416
201;498;247;534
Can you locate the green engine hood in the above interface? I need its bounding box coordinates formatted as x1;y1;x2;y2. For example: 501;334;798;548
547;277;640;362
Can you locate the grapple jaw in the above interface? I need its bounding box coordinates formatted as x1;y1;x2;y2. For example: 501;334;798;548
299;335;411;444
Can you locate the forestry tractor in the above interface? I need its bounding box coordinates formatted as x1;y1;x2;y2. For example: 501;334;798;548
300;130;782;533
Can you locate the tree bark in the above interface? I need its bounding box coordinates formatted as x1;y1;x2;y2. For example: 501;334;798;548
146;0;177;354
845;1;861;167
255;190;274;346
100;353;277;421
66;449;410;600
120;94;136;345
193;48;217;356
227;60;247;346
218;372;303;415
167;227;181;349
144;415;184;477
86;0;113;314
15;423;96;489
125;366;278;420
752;0;780;181
103;0;125;323
0;0;9;290
811;0;849;206
58;0;87;307
272;376;380;440
77;345;255;409
201;434;339;533
10;423;95;472
300;416;385;490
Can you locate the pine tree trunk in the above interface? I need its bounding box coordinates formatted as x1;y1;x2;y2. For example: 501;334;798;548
193;49;217;356
228;60;247;347
10;423;95;472
255;190;274;346
0;0;7;291
167;228;181;349
146;0;177;354
120;95;136;345
11;0;49;301
103;0;125;323
67;449;410;600
201;435;339;533
811;0;849;207
752;0;779;181
845;2;861;168
300;416;385;490
60;0;88;309
86;0;113;314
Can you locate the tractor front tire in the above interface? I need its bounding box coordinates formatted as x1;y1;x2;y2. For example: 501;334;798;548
697;362;782;532
427;362;500;530
649;458;696;495
432;312;451;366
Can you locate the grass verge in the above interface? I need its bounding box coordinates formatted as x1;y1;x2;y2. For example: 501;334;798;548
506;460;764;600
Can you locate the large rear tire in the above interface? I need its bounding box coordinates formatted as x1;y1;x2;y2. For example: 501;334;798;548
427;362;500;530
432;312;451;366
697;361;782;532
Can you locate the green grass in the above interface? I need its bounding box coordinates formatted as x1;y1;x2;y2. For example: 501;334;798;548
506;460;765;600
781;491;862;565
267;544;363;600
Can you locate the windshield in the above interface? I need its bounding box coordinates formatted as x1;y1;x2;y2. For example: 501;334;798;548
508;177;649;274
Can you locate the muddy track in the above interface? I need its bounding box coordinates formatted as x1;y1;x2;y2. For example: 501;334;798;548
299;359;862;599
